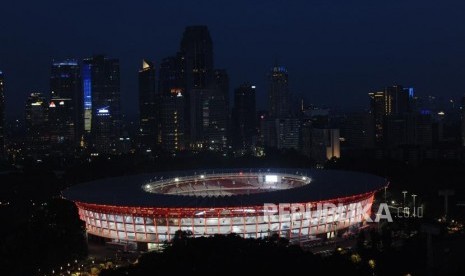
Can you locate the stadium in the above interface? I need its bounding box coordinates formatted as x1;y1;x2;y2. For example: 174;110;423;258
62;168;387;250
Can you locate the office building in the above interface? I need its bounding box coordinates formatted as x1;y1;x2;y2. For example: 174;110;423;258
0;71;4;159
49;60;81;152
369;85;413;144
159;94;185;152
138;60;157;151
25;93;49;157
268;66;290;119
232;84;256;151
82;55;122;154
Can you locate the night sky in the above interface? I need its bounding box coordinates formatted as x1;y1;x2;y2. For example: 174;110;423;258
2;0;465;120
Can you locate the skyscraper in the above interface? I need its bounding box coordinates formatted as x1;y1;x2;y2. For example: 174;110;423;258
0;71;4;159
158;54;184;96
138;60;157;151
462;96;465;147
213;69;229;108
276;117;301;150
342;113;375;149
232;84;256;151
180;26;214;147
209;69;229;150
25;93;49;157
48;98;75;155
369;85;413;145
159;93;185;152
310;129;340;163
189;88;228;151
82;55;122;154
49;60;81;152
268;66;290;119
368;91;385;143
180;25;213;92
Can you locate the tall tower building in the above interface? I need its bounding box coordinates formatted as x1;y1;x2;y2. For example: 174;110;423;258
138;60;157;151
268;66;290;119
180;25;214;92
209;69;229;150
82;55;122;154
180;26;214;147
159;93;185;152
49;60;81;152
369;85;413;144
461;96;465;147
189;88;228;151
0;71;4;159
213;69;229;108
158;54;184;96
369;91;385;143
232;84;256;150
25;93;49;157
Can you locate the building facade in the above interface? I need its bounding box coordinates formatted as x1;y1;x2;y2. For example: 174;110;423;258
0;71;4;159
25;93;49;157
50;60;81;153
138;60;157;151
232;84;257;151
82;55;122;154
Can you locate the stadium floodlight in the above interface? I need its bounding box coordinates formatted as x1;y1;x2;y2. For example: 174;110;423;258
265;175;278;183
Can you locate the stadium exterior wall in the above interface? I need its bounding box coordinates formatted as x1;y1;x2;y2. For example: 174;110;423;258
75;192;375;245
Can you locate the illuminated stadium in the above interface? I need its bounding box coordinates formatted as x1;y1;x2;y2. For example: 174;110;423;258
62;169;387;250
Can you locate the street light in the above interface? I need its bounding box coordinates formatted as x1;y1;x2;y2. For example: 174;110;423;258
384;186;387;202
402;191;408;207
412;194;417;217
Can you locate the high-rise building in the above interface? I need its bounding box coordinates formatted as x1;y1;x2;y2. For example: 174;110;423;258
342;113;375;149
260;116;277;149
25;93;49;157
158;54;187;151
158;54;184;96
414;114;433;147
180;26;214;147
461;96;465;147
369;85;413;145
48;98;75;155
180;26;213;92
138;60;157;151
159;94;185;152
189;88;228;151
82;55;122;154
311;128;340;164
213;69;229;108
211;69;229;149
232;84;256;151
0;71;4;159
276;117;300;150
268;66;290;119
368;91;385;143
50;60;81;152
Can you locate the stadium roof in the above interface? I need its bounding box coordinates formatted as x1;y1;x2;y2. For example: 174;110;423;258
62;169;387;208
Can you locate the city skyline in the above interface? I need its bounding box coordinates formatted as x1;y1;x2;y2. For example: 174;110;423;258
2;0;465;120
